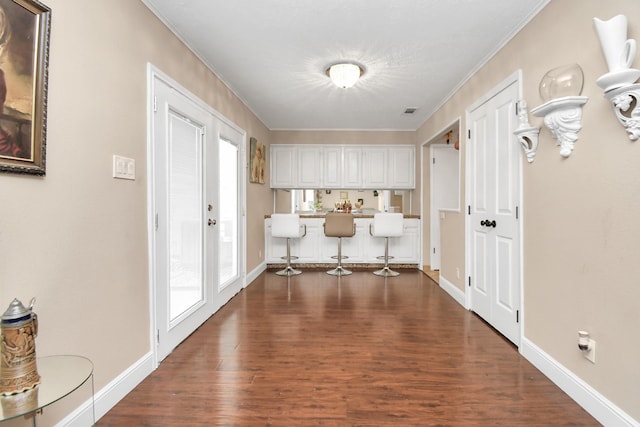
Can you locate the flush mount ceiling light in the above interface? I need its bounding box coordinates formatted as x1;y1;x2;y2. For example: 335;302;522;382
326;63;364;89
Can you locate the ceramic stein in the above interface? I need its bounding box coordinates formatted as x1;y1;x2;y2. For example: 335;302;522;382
594;14;636;72
0;298;40;395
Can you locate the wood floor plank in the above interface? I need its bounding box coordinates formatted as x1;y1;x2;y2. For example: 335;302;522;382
98;270;599;426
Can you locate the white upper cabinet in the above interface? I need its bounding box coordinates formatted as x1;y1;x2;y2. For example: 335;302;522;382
270;144;415;189
297;146;323;188
270;145;297;188
362;146;388;188
388;146;415;188
342;147;363;188
323;146;342;188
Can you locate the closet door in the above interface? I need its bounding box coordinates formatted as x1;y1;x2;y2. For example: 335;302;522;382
468;78;521;346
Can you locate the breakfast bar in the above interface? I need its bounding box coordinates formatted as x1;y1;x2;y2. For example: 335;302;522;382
265;213;421;268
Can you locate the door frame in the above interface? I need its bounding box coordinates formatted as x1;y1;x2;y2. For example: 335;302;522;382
420;117;461;273
464;69;524;344
146;64;247;368
430;143;459;270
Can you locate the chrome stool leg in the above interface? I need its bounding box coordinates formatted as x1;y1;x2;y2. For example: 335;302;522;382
327;237;352;276
275;238;302;276
373;237;399;277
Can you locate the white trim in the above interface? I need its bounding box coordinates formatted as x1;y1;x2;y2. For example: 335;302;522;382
56;352;155;427
246;261;267;288
438;275;466;308
521;338;639;427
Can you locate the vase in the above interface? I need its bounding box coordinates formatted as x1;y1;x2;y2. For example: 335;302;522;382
594;14;636;72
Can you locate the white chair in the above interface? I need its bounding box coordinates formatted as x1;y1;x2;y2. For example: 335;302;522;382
370;213;404;277
271;214;306;276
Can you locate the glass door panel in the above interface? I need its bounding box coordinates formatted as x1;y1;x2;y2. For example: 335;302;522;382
218;138;238;289
168;112;205;322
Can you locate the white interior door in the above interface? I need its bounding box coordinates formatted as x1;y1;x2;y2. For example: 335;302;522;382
430;144;459;270
467;77;521;346
150;71;244;362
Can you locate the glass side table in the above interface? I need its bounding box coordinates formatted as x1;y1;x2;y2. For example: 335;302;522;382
0;355;94;426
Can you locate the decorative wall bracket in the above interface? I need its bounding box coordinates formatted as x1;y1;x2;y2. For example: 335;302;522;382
513;100;540;163
531;96;588;158
603;84;640;141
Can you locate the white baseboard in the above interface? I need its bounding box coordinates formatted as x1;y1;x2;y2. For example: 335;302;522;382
246;261;266;287
56;352;155;427
521;338;638;427
438;274;466;308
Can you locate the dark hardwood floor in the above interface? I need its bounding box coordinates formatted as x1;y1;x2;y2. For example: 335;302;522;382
98;269;599;426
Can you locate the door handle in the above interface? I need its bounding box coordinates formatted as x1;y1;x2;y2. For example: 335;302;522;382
489;220;496;228
208;219;217;226
480;220;487;226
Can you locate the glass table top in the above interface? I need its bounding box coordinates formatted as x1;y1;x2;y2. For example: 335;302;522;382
0;355;93;422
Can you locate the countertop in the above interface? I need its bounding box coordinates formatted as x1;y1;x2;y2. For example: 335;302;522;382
265;213;420;219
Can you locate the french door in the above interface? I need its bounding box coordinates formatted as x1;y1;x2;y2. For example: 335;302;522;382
467;74;521;346
150;69;244;363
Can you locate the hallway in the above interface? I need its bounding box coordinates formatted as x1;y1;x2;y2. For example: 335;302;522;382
99;270;598;426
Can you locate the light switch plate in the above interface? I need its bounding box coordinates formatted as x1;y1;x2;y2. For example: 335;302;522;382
113;155;135;180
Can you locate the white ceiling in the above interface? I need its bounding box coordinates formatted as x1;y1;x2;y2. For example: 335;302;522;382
142;0;548;131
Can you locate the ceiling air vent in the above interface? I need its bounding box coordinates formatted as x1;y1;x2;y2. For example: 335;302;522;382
403;108;418;115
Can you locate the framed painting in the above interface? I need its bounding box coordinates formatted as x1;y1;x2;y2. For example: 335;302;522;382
0;0;51;175
249;137;265;184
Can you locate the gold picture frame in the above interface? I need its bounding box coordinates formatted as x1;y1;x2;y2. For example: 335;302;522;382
0;0;51;175
249;137;265;184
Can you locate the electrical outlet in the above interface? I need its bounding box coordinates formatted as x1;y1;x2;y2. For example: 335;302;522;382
584;340;596;364
259;249;262;258
456;267;460;279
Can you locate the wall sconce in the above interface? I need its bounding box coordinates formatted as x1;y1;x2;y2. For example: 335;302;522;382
604;86;640;140
513;100;540;163
594;14;640;140
531;64;588;158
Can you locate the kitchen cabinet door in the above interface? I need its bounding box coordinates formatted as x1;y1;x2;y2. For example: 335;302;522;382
389;146;415;188
297;146;323;188
270;145;297;188
389;219;420;262
323;146;342;188
362;146;388;188
342;146;363;188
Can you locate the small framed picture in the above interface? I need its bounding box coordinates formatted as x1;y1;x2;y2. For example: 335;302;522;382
249;137;265;184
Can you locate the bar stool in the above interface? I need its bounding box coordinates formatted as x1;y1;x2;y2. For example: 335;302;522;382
323;213;355;276
271;214;306;276
370;213;404;277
